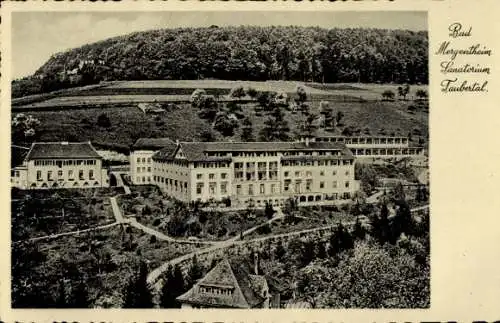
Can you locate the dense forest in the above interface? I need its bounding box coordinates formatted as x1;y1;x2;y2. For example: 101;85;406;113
12;26;428;98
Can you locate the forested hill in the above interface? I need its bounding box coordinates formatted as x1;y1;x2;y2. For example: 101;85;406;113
13;26;428;97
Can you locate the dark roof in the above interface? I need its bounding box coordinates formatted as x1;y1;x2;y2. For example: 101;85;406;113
25;142;101;160
152;141;346;163
176;258;267;308
131;137;176;150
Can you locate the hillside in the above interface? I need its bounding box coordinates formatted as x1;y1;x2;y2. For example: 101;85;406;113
12;26;428;98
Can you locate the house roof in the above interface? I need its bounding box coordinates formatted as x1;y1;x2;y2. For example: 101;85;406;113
131;137;176;151
152;141;347;163
25;142;101;160
176;258;267;309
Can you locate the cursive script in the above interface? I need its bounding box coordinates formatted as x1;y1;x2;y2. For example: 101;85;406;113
437;22;491;93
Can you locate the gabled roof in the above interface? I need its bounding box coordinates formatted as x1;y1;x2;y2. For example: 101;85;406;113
176;258;267;308
25;142;101;160
152;141;347;163
131;137;176;151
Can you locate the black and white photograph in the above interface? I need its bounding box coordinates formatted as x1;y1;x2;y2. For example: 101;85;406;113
10;11;430;309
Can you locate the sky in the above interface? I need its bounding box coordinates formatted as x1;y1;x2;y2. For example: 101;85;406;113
11;11;427;80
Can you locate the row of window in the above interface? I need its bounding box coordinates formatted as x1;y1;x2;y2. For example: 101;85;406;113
234;183;279;196
36;169;95;181
136;157;152;164
137;166;152;173
192;162;230;169
234;162;279;170
199;286;234;295
284;170;349;177
154;167;188;177
136;176;151;183
197;173;228;180
281;159;353;167
196;181;229;195
33;159;97;166
154;177;189;193
283;180;349;192
234;170;279;181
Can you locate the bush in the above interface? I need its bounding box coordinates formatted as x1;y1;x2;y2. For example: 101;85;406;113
150;235;157;244
152;218;161;226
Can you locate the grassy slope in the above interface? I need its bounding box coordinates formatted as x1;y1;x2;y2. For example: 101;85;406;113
18;81;428;149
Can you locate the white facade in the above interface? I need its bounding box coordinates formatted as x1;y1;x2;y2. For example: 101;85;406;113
151;141;359;208
130;150;155;185
11;142;108;190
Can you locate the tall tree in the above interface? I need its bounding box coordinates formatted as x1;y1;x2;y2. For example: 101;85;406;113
259;106;290;141
123;261;154;308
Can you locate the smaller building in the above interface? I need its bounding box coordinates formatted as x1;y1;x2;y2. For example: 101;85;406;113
129;137;176;185
11;141;108;190
177;258;282;309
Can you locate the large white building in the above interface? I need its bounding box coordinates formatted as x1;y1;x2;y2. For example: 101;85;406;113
11;142;108;190
150;139;359;208
129;137;176;185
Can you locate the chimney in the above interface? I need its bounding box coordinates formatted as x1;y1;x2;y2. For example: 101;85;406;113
254;252;259;275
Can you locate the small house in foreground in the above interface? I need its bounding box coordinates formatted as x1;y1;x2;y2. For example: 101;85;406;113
177;258;283;309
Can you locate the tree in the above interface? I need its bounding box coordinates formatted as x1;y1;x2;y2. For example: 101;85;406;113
12;113;41;143
275;240;286;260
381;90;395;101
352;217;366;241
296;85;307;103
97;113;111;128
197;95;219;122
247;87;258;98
160;265;176;308
187;254;204;287
398;84;410;100
371;203;391;245
328;223;354;257
68;281;90;308
415;89;428;100
259;106;290;141
240;117;254;142
55;279;69;308
336;111;344;126
123;261;154;308
264;202;275;219
299;242;429;308
214;113;238;137
229;85;246;98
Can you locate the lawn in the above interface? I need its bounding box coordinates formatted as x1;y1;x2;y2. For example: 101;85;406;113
11;188;120;241
12;224;198;308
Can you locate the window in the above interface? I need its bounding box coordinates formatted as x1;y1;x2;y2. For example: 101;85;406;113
306;171;312;177
295;171;300;177
68;170;74;180
332;170;337;176
89;170;94;180
197;174;203;180
142;158;146;163
147;158;151;163
58;170;63;177
209;173;215;180
221;182;227;194
284;171;289;177
147;167;151;172
236;185;242;195
320;171;325;176
284;179;291;191
306;179;312;192
271;184;276;194
47;171;53;181
221;173;227;179
37;171;42;181
260;184;265;194
137;157;141;163
320;181;325;189
209;182;216;195
248;184;254;196
196;183;203;195
332;181;337;188
137;167;141;173
79;170;84;180
345;181;350;188
345;170;350;176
